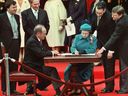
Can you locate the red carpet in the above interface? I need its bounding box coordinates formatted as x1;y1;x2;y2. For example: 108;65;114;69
0;60;128;96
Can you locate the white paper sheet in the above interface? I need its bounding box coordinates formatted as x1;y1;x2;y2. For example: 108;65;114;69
65;23;76;36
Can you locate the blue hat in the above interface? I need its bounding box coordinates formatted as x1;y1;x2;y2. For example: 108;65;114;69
80;23;91;31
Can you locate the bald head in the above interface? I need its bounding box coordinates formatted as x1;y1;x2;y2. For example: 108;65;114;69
34;24;46;34
34;24;46;40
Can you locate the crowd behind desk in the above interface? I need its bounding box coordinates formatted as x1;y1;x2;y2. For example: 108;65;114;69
44;54;100;95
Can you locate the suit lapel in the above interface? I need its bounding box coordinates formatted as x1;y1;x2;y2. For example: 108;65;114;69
28;9;38;24
33;35;43;47
38;9;42;24
98;13;106;27
4;13;12;28
4;13;13;33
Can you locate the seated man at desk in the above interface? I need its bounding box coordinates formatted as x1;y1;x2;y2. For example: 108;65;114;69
23;24;62;96
64;23;97;95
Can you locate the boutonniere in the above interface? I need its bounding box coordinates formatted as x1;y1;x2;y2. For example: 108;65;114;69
90;36;93;44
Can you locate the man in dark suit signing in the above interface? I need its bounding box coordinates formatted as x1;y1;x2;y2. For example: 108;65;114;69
23;24;62;96
21;0;49;44
0;0;21;95
97;5;128;94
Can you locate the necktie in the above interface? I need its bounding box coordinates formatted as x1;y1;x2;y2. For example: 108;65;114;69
40;40;42;46
34;11;38;20
97;17;101;26
10;15;18;39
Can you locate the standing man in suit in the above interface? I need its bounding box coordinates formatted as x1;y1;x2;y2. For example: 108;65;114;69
91;1;116;93
0;0;21;95
21;0;49;44
97;5;128;94
24;24;62;96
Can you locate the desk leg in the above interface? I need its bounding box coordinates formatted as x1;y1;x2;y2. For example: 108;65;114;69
82;87;89;96
90;68;95;92
59;82;69;96
60;65;96;96
69;65;91;96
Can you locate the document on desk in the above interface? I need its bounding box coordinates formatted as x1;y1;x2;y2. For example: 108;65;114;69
59;53;73;56
59;53;96;57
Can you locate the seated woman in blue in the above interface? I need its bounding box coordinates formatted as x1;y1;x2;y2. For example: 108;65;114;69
64;23;97;86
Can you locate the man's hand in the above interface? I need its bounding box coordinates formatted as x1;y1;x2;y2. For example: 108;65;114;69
74;50;79;55
96;47;105;58
51;50;59;56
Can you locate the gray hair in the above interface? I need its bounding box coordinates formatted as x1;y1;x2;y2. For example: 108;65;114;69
34;24;46;34
28;0;40;4
112;5;125;15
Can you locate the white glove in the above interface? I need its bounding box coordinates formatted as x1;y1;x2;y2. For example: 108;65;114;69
107;50;114;59
96;47;106;58
66;16;72;24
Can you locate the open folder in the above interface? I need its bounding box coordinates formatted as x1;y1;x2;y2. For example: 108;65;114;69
65;23;76;36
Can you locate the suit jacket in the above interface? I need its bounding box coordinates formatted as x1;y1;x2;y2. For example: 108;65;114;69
21;8;49;43
24;35;52;68
68;0;87;33
105;14;128;51
122;0;128;14
0;12;21;50
104;0;118;12
91;10;115;49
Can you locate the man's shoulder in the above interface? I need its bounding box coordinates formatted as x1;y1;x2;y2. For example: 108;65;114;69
0;12;7;21
0;12;6;17
104;10;111;19
39;8;47;14
117;15;128;25
22;8;31;14
14;14;20;18
26;35;38;45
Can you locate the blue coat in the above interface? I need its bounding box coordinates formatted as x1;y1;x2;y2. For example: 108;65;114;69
71;34;97;54
64;34;97;82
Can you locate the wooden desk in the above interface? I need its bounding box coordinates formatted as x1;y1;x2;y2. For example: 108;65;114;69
44;54;100;96
44;54;100;63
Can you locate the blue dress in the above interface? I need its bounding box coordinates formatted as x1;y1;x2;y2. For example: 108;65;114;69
64;34;97;82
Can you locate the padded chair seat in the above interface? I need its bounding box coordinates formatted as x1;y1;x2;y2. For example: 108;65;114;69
9;72;36;81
